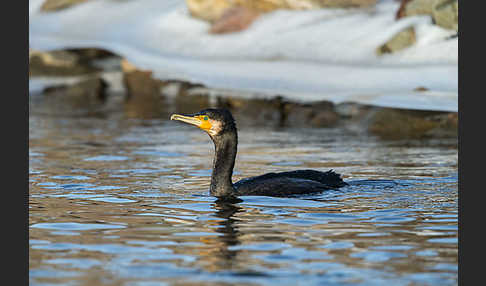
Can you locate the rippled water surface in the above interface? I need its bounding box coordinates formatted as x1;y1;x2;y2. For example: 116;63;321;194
29;93;458;286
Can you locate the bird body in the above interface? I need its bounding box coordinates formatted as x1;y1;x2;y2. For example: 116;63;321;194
170;108;347;199
234;169;346;197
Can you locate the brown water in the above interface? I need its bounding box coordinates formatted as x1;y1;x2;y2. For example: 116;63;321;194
29;92;458;286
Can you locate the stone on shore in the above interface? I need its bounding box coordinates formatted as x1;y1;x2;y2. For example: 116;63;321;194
433;0;458;31
209;6;261;34
187;0;377;23
121;59;166;98
29;48;115;76
396;0;458;31
216;96;285;127
29;49;98;76
40;0;89;12
367;108;457;139
284;101;339;128
377;26;416;55
43;76;108;101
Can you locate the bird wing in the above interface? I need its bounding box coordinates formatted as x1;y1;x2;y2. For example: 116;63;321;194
234;170;344;197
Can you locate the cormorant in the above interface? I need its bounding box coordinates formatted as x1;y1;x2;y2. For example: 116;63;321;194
170;108;347;199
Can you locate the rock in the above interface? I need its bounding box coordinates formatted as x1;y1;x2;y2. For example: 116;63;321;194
399;0;435;16
285;101;339;128
216;96;284;127
122;70;163;98
186;0;233;22
43;76;108;101
395;0;412;19
377;26;416;55
367;108;457;139
123;87;167;119
186;0;377;22
40;0;89;12
396;0;458;31
29;48;117;77
121;59;210;118
310;112;338;127
210;6;261;34
66;48;117;62
414;86;429;92
426;112;458;137
432;0;458;31
29;50;77;68
29;49;99;76
121;59;166;98
120;59;168;118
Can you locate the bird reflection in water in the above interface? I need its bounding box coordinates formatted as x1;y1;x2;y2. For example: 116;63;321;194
199;198;244;272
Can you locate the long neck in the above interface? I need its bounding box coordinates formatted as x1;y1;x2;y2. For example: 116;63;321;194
210;131;237;198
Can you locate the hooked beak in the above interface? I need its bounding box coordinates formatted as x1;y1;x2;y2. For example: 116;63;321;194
171;112;216;135
170;113;202;127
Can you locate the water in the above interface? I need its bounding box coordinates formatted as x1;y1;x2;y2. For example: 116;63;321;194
29;92;458;286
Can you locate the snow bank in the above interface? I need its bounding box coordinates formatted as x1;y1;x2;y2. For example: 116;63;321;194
29;0;458;111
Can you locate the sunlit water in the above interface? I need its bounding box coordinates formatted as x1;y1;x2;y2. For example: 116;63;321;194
29;92;458;286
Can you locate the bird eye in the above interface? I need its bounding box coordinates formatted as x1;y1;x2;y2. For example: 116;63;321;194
203;116;208;121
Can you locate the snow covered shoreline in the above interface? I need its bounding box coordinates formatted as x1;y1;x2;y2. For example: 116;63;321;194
29;0;458;112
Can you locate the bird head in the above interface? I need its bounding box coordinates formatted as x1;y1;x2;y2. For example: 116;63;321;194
170;108;236;137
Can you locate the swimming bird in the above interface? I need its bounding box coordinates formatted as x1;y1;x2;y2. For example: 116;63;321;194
170;108;347;199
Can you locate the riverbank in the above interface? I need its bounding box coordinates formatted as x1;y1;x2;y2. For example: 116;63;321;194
29;0;457;138
29;0;457;111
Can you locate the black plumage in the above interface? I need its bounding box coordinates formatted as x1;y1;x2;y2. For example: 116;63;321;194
170;108;347;199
